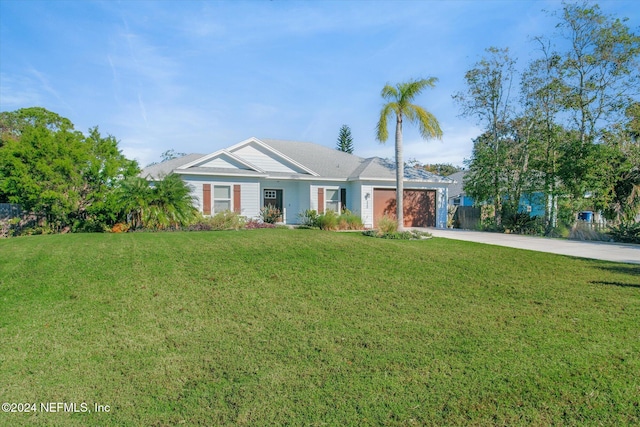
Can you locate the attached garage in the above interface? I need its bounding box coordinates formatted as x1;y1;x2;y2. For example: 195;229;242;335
373;188;436;228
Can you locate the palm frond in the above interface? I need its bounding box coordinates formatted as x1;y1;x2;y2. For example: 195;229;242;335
409;105;444;140
380;84;398;101
398;78;438;104
376;104;396;143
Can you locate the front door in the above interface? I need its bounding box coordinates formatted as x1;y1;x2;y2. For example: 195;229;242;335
263;189;283;222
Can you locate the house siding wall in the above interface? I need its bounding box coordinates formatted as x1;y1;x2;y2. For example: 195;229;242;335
260;180;309;224
232;144;303;174
182;176;260;218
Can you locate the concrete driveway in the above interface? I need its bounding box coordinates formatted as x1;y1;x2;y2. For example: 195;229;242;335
421;228;640;265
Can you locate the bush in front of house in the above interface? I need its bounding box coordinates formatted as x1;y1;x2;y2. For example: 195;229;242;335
298;209;320;228
186;211;245;231
316;210;339;230
337;209;364;230
260;206;282;224
362;229;432;240
245;219;276;229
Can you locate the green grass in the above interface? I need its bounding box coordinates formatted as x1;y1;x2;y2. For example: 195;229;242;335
1;229;639;426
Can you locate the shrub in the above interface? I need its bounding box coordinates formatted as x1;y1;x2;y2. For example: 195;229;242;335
245;219;275;229
299;209;320;228
111;223;130;233
187;211;245;231
260;206;282;224
362;229;432;240
337;209;364;230
377;215;397;234
608;222;640;244
502;211;544;235
316;210;339;230
210;211;245;230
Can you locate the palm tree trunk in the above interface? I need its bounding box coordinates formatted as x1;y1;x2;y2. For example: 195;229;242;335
395;116;404;231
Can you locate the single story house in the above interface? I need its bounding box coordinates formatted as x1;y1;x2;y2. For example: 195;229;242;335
142;137;454;228
447;171;474;207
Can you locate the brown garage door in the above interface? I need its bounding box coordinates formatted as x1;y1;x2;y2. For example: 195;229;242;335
373;188;436;228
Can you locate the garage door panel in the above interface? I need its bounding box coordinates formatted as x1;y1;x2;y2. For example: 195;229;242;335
373;188;436;228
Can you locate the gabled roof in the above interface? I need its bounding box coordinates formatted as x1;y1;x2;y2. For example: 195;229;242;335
447;171;467;198
177;149;265;172
140;137;454;184
141;153;204;180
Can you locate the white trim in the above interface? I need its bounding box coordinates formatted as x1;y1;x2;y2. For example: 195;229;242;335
175;170;269;178
177;149;265;173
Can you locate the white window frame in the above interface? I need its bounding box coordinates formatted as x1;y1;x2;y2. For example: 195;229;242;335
213;185;231;213
324;187;341;213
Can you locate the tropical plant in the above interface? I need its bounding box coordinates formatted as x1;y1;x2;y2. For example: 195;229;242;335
298;209;320;228
376;78;443;230
118;173;196;230
260;206;281;224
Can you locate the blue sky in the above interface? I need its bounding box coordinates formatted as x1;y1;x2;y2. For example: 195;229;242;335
1;0;638;168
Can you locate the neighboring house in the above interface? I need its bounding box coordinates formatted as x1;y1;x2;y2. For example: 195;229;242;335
141;137;453;228
447;171;474;207
447;170;546;217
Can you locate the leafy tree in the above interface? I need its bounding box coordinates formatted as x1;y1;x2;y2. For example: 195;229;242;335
544;2;640;220
376;78;442;230
0;107;139;232
454;47;517;224
520;39;567;232
336;125;354;154
146;149;188;167
416;162;462;176
553;2;640;145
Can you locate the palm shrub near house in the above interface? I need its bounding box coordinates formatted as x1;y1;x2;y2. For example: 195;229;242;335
118;173;197;230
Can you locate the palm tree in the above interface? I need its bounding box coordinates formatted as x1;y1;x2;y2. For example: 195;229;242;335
376;78;443;230
117;173;196;230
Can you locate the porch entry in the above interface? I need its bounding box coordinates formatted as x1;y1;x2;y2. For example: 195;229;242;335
263;189;283;221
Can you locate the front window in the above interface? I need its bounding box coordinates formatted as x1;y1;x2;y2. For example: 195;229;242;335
213;186;231;212
326;189;340;213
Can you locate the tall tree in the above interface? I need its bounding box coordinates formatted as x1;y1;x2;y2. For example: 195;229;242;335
376;78;442;230
453;47;517;224
551;1;640;211
0;107;139;232
554;1;640;145
336;125;354;154
520;39;567;232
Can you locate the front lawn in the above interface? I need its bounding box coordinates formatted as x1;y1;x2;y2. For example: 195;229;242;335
0;230;638;425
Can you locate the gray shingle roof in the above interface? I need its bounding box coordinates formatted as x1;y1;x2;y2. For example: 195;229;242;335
447;171;466;197
141;153;204;180
140;138;453;183
260;138;366;179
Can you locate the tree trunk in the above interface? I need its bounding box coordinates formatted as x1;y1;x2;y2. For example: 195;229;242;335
395;116;404;231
